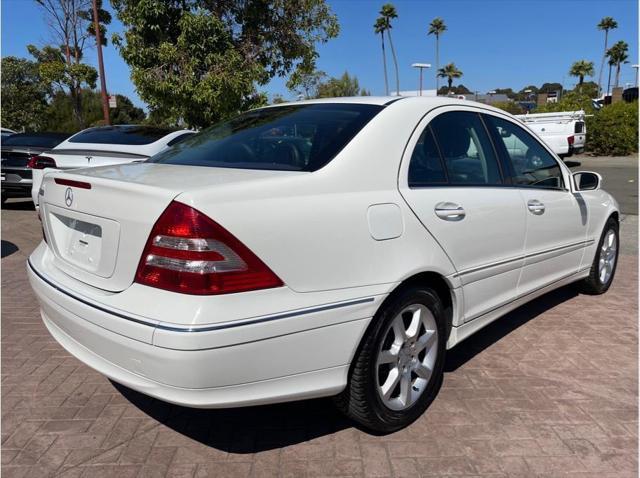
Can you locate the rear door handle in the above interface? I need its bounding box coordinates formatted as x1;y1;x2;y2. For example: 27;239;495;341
434;202;466;221
527;199;545;215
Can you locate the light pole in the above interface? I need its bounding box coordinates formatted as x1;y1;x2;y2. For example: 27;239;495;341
633;64;639;87
92;0;110;125
411;63;431;96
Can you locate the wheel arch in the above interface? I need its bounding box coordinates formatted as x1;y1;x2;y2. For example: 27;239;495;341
351;270;456;369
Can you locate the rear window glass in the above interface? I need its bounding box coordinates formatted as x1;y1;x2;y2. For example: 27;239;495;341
69;126;176;145
148;103;384;171
2;133;68;148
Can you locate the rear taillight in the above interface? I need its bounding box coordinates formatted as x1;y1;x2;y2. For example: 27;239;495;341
27;155;57;169
567;135;575;146
135;201;283;295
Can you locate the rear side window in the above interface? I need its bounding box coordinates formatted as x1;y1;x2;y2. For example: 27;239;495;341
149;104;384;172
485;115;564;189
2;133;68;148
408;126;447;186
575;121;585;134
69;126;176;145
166;132;195;147
425;111;502;185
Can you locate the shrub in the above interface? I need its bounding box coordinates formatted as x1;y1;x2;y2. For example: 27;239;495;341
534;91;596;114
587;101;638;156
492;101;524;115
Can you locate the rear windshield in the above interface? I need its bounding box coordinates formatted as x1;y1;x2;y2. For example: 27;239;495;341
69;126;176;145
2;133;69;148
148;103;384;171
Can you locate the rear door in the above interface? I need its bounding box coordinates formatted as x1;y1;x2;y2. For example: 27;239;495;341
399;107;527;322
483;113;588;295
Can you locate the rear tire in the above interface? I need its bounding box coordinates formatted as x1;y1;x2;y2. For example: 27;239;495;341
334;286;446;433
580;217;619;294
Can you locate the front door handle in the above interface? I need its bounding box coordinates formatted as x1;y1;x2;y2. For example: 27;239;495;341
434;202;466;221
527;199;545;215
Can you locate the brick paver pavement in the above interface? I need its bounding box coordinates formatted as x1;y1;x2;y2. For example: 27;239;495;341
2;200;637;478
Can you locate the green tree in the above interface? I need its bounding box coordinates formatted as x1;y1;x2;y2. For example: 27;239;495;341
43;89;145;132
427;17;446;91
1;56;50;131
111;0;339;128
575;81;599;98
437;63;463;92
271;94;288;104
291;69;327;99
436;84;470;96
596;17;618;95
374;17;390;96
607;41;629;89
539;82;563;94
316;71;370;97
27;44;98;121
492;101;524;115
34;0;111;127
569;60;595;90
534;90;596;114
379;4;399;95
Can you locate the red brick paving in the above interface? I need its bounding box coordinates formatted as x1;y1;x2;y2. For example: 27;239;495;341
2;200;637;477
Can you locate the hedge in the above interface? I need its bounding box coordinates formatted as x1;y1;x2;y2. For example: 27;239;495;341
587;101;638;156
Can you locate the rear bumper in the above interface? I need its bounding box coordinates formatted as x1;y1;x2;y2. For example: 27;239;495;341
27;259;376;408
1;171;33;198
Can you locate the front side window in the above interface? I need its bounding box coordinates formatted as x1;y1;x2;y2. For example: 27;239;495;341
485;115;564;189
429;111;502;185
149;104;383;172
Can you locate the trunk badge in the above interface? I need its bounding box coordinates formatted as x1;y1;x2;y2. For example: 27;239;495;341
65;187;74;207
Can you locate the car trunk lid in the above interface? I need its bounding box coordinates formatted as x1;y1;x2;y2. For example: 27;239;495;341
40;162;303;292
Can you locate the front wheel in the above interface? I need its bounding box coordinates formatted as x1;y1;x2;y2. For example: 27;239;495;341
334;286;446;433
580;217;619;294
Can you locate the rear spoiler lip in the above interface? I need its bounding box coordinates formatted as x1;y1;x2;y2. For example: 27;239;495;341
43;149;149;160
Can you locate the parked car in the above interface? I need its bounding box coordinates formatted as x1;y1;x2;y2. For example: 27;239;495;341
30;125;195;207
1;127;17;139
1;132;70;203
516;110;587;158
28;97;619;432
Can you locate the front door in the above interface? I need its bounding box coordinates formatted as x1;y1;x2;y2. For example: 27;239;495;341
399;108;527;321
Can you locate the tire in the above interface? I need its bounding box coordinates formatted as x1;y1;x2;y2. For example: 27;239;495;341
334;285;446;433
580;216;619;294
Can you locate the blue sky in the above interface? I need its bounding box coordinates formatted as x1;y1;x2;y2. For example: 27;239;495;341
2;0;638;109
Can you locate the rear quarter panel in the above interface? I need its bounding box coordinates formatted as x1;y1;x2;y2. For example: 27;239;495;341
177;102;458;293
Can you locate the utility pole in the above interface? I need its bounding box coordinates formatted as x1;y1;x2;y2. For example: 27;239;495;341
93;0;110;125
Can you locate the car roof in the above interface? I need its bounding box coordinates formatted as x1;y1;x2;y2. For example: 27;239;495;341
265;95;510;115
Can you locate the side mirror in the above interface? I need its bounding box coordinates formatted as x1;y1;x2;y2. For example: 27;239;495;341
573;171;601;191
499;128;512;138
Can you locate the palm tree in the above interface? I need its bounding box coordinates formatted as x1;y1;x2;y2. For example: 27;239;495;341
608;41;629;89
427;18;447;91
374;17;390;96
437;63;463;92
596;17;618;96
569;60;595;91
380;4;400;95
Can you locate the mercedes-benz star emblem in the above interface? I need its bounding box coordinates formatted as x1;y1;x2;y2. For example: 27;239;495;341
65;187;74;207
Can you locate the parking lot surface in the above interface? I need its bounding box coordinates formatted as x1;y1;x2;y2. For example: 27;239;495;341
2;192;638;477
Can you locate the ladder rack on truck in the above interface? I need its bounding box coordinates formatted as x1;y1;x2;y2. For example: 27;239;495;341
515;110;588;158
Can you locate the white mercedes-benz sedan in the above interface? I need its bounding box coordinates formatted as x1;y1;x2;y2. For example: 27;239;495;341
28;97;619;432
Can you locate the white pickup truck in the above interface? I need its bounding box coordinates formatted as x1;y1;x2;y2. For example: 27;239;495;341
515;110;587;158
